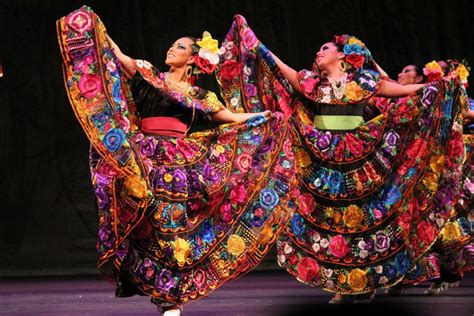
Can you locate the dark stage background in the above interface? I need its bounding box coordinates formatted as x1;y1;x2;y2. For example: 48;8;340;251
1;0;473;276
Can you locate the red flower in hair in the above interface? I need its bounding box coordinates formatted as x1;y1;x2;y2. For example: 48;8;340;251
346;54;365;69
333;35;346;45
194;55;216;75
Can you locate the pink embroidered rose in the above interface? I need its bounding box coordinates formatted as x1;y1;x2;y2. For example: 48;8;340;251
298;193;316;215
300;77;320;94
67;10;93;34
329;235;349;258
243;28;258;50
78;74;102;99
230;183;247;204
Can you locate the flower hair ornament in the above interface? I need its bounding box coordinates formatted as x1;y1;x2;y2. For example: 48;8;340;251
193;31;220;75
423;59;470;86
333;35;374;71
423;60;445;83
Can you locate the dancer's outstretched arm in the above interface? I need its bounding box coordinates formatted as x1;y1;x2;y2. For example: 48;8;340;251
106;34;137;78
212;109;269;123
271;53;302;94
377;80;425;98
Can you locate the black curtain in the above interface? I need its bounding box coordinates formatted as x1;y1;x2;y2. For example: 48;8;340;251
1;0;473;276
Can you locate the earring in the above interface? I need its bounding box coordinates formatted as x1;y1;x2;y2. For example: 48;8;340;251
185;65;193;80
339;61;347;72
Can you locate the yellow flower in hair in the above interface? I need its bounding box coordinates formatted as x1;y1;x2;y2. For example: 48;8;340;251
424;60;444;75
455;64;469;83
197;31;219;53
348;37;365;47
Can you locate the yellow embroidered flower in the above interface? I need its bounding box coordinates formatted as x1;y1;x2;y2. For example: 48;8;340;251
197;31;219;53
216;144;225;153
441;222;462;241
337;273;347;284
455;64;469;83
124;175;147;198
295;149;311;168
257;224;274;245
348;37;365;47
421;171;439;192
163;173;173;183
429;155;445;174
227;234;246;256
325;207;335;218
206;92;224;111
425;60;444;75
173;238;190;265
342;205;364;228
345;81;365;102
347;268;368;291
333;212;342;224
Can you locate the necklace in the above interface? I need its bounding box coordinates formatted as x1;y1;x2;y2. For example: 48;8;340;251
164;72;191;93
163;72;195;135
328;73;347;100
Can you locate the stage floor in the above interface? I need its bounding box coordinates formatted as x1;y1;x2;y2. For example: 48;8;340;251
1;271;472;315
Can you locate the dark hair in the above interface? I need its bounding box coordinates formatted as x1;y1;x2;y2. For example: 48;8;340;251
332;41;344;52
413;64;426;83
185;36;200;55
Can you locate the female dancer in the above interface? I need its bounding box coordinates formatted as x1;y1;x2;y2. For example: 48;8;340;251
216;15;468;304
57;7;296;315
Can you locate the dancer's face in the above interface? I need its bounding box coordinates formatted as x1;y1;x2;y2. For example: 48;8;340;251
315;42;345;71
397;65;423;85
165;37;195;68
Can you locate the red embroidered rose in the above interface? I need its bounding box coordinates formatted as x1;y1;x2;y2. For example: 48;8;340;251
346;54;365;68
406;138;428;160
297;257;320;282
417;221;435;245
345;133;364;157
446;132;464;167
219;60;240;80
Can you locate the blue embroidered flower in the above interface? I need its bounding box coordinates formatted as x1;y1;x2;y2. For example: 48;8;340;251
91;108;112;131
406;167;417;178
395;252;411;275
112;80;121;104
328;171;344;195
260;188;279;210
343;43;363;55
247;114;267;127
385;264;397;278
291;214;305;238
201;220;215;244
103;128;125;152
382;184;401;205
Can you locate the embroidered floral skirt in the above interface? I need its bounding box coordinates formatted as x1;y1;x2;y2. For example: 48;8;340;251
276;83;468;294
58;6;297;304
401;134;473;285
